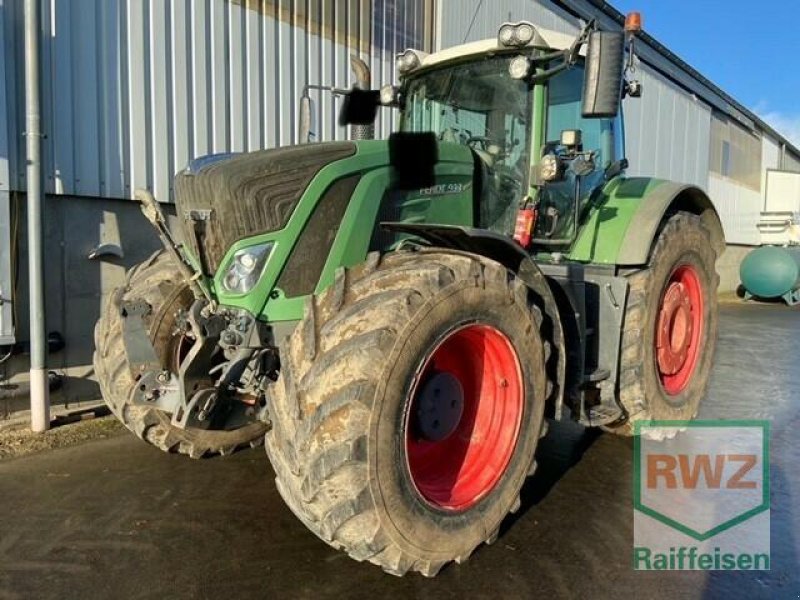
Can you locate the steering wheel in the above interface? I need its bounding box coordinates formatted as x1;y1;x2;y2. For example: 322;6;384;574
465;135;492;151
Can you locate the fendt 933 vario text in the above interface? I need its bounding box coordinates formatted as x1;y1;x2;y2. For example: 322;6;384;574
95;14;723;576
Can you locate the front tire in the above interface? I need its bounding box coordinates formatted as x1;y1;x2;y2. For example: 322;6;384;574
609;212;719;438
93;251;266;457
265;250;549;576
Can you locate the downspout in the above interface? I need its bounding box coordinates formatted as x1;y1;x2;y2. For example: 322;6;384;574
24;0;49;432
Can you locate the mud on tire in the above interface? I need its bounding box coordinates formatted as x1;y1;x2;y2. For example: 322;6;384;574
265;250;551;576
93;251;266;458
608;211;719;438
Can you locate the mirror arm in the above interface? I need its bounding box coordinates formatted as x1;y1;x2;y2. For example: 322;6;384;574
530;58;571;83
567;18;597;64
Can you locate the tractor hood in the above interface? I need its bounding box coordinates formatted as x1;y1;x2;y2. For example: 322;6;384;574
174;142;357;274
174;139;479;277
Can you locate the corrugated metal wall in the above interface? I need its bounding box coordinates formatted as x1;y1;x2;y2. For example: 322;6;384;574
761;136;781;211
437;0;576;45
0;0;13;343
708;174;762;246
0;0;432;203
621;66;711;189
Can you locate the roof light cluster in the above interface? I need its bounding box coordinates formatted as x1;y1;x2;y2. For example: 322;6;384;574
497;21;536;48
396;49;429;75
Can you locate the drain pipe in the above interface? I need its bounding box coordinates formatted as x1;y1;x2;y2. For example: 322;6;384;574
24;0;49;432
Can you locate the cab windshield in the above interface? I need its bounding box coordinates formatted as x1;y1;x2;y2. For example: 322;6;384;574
400;56;531;233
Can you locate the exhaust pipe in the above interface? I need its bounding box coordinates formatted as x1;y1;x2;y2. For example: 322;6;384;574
349;56;374;141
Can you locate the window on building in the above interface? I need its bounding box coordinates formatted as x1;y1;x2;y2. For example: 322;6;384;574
709;111;762;190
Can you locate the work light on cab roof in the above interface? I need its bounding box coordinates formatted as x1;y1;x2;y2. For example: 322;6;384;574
395;49;428;75
497;21;536;47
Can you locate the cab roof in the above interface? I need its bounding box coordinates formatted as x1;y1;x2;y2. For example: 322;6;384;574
417;27;580;71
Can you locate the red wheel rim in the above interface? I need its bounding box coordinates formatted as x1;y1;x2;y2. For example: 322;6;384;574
405;324;524;511
656;265;704;395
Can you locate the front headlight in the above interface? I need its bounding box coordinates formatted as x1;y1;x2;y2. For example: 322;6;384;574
221;242;273;294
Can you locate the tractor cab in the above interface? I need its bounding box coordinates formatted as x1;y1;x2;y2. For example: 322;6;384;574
362;19;640;252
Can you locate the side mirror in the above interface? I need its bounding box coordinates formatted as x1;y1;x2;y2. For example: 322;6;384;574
338;88;381;127
299;94;315;143
581;31;625;118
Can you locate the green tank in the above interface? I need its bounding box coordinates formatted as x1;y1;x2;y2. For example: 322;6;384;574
740;246;800;305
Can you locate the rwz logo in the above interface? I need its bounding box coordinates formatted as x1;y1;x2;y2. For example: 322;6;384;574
646;453;758;490
633;420;770;570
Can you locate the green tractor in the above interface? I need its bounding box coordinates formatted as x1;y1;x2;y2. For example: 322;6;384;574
94;18;723;576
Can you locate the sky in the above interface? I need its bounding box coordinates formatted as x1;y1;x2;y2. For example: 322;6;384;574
612;0;800;147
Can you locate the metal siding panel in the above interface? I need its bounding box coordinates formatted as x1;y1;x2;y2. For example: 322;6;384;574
0;0;10;193
190;0;211;159
0;2;11;342
708;174;761;245
307;27;322;142
624;65;711;189
51;0;75;194
671;94;687;183
7;0;23;191
263;10;279;147
127;0;150;193
98;0;125;198
72;0;100;197
289;2;305;147
0;191;11;343
149;0;171;201
278;7;292;145
333;0;346;141
171;0;191;175
210;0;228;153
246;5;263;151
439;0;578;47
228;1;246;152
693;103;711;190
40;0;54;195
761;136;780;208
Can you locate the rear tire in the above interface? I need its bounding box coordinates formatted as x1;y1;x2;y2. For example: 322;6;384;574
265;250;549;576
608;212;719;438
93;251;266;458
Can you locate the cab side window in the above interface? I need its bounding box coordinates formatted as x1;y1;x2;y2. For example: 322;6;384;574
546;65;619;169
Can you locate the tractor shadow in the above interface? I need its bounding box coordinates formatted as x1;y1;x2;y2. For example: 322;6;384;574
501;418;602;534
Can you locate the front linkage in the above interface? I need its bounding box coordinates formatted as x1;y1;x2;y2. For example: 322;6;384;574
122;191;274;434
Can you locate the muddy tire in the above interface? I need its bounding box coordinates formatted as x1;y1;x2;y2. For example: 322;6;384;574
265;250;549;576
93;251;266;458
608;212;719;438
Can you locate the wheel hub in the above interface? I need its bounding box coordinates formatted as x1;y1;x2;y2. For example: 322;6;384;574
655;265;704;395
656;281;694;375
414;372;464;442
405;324;523;511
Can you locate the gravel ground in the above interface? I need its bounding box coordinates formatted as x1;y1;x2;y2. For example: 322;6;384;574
0;415;125;461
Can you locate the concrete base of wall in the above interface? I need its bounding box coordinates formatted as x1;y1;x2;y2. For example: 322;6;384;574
1;193;172;419
717;244;754;293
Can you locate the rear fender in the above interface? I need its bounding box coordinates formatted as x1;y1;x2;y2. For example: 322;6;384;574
569;178;725;266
